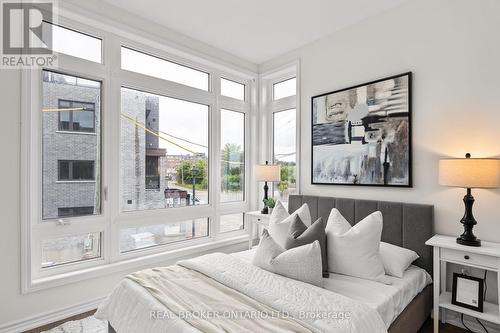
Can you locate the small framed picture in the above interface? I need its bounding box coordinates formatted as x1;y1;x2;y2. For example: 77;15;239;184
452;273;484;312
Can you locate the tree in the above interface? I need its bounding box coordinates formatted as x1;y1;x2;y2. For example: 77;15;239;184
278;163;296;193
176;158;208;190
221;144;243;192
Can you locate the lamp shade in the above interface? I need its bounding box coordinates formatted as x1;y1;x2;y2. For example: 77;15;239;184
439;158;500;188
255;164;281;182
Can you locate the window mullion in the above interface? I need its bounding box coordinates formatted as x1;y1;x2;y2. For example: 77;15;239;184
106;33;122;264
211;72;221;239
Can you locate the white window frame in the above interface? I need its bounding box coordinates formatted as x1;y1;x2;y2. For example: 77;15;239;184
259;61;300;202
21;7;256;293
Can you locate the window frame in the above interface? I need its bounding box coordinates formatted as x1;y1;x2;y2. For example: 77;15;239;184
21;10;256;293
260;62;300;203
57;99;96;133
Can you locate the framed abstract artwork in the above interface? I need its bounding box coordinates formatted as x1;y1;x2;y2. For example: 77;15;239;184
311;72;412;187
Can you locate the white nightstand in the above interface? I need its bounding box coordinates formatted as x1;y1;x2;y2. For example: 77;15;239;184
246;211;271;249
426;235;500;332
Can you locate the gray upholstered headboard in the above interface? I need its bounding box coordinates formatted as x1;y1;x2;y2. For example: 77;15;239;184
288;195;434;275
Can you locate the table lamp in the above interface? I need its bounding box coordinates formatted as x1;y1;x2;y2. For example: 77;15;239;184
439;153;500;246
255;161;281;214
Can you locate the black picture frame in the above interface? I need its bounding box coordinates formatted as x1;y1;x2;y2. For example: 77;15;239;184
311;72;412;187
452;273;484;313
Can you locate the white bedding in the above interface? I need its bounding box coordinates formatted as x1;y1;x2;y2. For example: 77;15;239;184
96;249;430;332
96;252;387;333
232;249;432;328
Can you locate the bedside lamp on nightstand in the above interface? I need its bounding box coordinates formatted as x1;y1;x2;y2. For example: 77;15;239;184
255;161;281;214
439;153;500;247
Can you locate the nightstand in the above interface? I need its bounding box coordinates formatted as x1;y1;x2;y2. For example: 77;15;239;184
426;235;500;332
246;211;271;249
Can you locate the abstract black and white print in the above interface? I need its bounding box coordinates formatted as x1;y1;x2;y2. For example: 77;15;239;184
311;73;411;186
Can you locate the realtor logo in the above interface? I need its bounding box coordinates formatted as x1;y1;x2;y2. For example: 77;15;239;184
1;0;57;68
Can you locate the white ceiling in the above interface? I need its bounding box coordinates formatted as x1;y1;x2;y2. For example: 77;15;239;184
100;0;411;64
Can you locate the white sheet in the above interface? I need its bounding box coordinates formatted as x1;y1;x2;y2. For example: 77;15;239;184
231;249;432;328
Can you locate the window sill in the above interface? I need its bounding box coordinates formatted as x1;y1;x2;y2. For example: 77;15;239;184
56;130;97;136
25;234;249;294
55;180;96;184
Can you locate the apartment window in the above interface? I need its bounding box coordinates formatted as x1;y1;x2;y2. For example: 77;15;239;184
42;71;101;220
145;156;160;189
58;206;95;217
221;78;245;100
121;47;209;91
42;22;102;63
220;110;245;202
58;160;95;181
273;77;296;100
120;88;209;211
58;100;96;132
273;109;297;202
119;218;209;253
220;213;244;233
42;232;101;268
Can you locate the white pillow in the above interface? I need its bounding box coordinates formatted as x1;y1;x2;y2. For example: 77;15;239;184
325;209;389;283
268;201;311;247
379;242;419;278
253;229;323;287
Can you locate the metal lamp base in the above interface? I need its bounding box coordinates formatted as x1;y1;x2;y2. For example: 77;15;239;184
457;188;481;247
456;236;481;247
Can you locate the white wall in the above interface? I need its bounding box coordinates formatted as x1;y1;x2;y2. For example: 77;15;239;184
0;1;254;329
261;0;500;242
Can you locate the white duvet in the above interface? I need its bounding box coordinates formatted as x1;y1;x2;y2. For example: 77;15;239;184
233;249;432;328
96;252;387;333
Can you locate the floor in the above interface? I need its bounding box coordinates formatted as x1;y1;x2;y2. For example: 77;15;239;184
24;312;468;333
23;310;97;333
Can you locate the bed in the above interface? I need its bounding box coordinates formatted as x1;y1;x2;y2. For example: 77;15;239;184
97;195;434;333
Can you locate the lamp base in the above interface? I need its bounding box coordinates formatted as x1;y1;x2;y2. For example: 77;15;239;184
456;188;481;247
456;236;481;247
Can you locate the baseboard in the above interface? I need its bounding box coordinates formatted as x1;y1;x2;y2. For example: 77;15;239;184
0;296;106;333
445;311;500;333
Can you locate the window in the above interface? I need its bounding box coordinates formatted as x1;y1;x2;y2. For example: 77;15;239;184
273;109;297;202
221;78;245;100
119;218;209;252
121;47;209;91
145;156;160;189
58;207;95;217
42;232;101;268
42;22;102;63
220;110;245;202
58;160;95;181
24;18;253;290
120;88;209;211
273;77;296;100
220;213;244;233
58;100;96;132
262;66;298;203
42;71;101;220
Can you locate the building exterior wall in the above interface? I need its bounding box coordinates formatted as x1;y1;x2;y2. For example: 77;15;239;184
120;89;168;212
42;72;101;219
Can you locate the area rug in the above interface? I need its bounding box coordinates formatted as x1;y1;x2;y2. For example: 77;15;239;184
41;316;106;333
